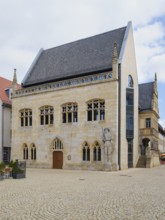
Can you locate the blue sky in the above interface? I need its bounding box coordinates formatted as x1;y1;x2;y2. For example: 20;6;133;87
0;0;165;126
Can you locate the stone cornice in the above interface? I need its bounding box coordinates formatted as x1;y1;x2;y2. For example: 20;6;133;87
12;71;115;98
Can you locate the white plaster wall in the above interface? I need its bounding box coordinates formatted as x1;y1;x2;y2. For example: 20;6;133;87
3;106;11;147
119;22;139;169
0;100;2;161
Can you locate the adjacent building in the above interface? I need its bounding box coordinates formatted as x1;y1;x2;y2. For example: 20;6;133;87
0;77;12;163
137;75;160;167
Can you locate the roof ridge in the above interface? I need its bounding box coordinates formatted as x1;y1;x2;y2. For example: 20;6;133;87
0;76;12;82
45;26;127;52
139;81;154;86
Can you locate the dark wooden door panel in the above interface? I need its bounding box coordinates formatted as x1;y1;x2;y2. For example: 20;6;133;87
53;151;63;169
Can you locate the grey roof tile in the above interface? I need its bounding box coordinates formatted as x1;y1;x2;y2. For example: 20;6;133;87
23;26;126;87
139;82;154;110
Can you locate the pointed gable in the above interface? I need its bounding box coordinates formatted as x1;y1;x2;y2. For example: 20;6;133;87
22;26;127;87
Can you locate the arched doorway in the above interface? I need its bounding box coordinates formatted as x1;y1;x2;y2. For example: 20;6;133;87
52;138;63;169
141;138;150;155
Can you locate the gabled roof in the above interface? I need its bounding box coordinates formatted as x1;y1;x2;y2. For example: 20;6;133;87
22;26;127;87
0;77;13;105
139;82;154;111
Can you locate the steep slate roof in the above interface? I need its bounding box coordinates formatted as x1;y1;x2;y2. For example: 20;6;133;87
0;77;12;105
23;26;126;87
139;82;154;110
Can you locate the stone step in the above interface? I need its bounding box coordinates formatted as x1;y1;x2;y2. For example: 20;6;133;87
136;155;146;168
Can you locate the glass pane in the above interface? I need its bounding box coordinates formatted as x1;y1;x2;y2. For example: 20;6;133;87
45;115;49;124
68;112;72;123
29;117;32;126
93;147;97;161
25;117;28;126
31;149;33;160
87;103;92;110
73;112;77;122
94;103;98;109
100;110;105;120
40;116;44;125
87;148;90;161
21;118;24;127
83;147;86;161
94;110;98;121
26;148;28;160
34;148;36;160
23;149;26;160
98;147;101;161
87;111;92;121
63;113;66;123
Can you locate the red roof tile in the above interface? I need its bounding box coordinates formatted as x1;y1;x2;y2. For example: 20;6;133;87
0;77;13;105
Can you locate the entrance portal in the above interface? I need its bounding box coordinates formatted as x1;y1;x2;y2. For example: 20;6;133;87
141;138;150;155
53;151;63;169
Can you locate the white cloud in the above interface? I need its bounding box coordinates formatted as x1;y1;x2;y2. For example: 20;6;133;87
0;0;165;84
134;21;165;82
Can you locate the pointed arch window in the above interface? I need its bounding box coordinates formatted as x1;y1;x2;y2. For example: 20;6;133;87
52;138;63;150
20;109;32;127
93;142;101;161
23;144;28;160
82;142;90;161
128;75;134;88
62;103;78;123
31;144;36;160
40;106;54;125
87;99;105;121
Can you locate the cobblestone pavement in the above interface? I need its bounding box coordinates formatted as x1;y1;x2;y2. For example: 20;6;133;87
0;166;165;220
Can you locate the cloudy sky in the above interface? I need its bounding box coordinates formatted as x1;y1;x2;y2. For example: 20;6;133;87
0;0;165;126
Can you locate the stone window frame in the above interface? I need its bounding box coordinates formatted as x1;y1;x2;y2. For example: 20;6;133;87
23;143;28;160
31;143;36;160
87;99;105;122
39;105;54;125
93;141;101;161
52;138;63;151
19;108;32;127
62;102;78;124
82;141;90;161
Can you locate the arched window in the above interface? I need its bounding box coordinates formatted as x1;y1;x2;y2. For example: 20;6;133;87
93;142;101;161
128;75;134;88
87;99;105;121
52;138;63;150
62;103;78;123
23;144;28;160
20;109;32;127
40;106;54;125
31;144;36;160
82;142;90;161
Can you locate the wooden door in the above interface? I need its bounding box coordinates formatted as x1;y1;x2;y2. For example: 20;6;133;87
53;151;63;169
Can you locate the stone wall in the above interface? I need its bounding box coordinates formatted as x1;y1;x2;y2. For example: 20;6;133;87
11;77;119;171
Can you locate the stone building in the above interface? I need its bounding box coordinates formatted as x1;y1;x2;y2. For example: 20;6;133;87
137;74;160;168
11;21;139;171
0;77;13;163
158;124;165;153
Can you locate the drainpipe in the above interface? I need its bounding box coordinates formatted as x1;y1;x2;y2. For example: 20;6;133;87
2;104;4;162
118;64;121;170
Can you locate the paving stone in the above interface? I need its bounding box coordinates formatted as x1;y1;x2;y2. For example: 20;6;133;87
0;166;165;219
